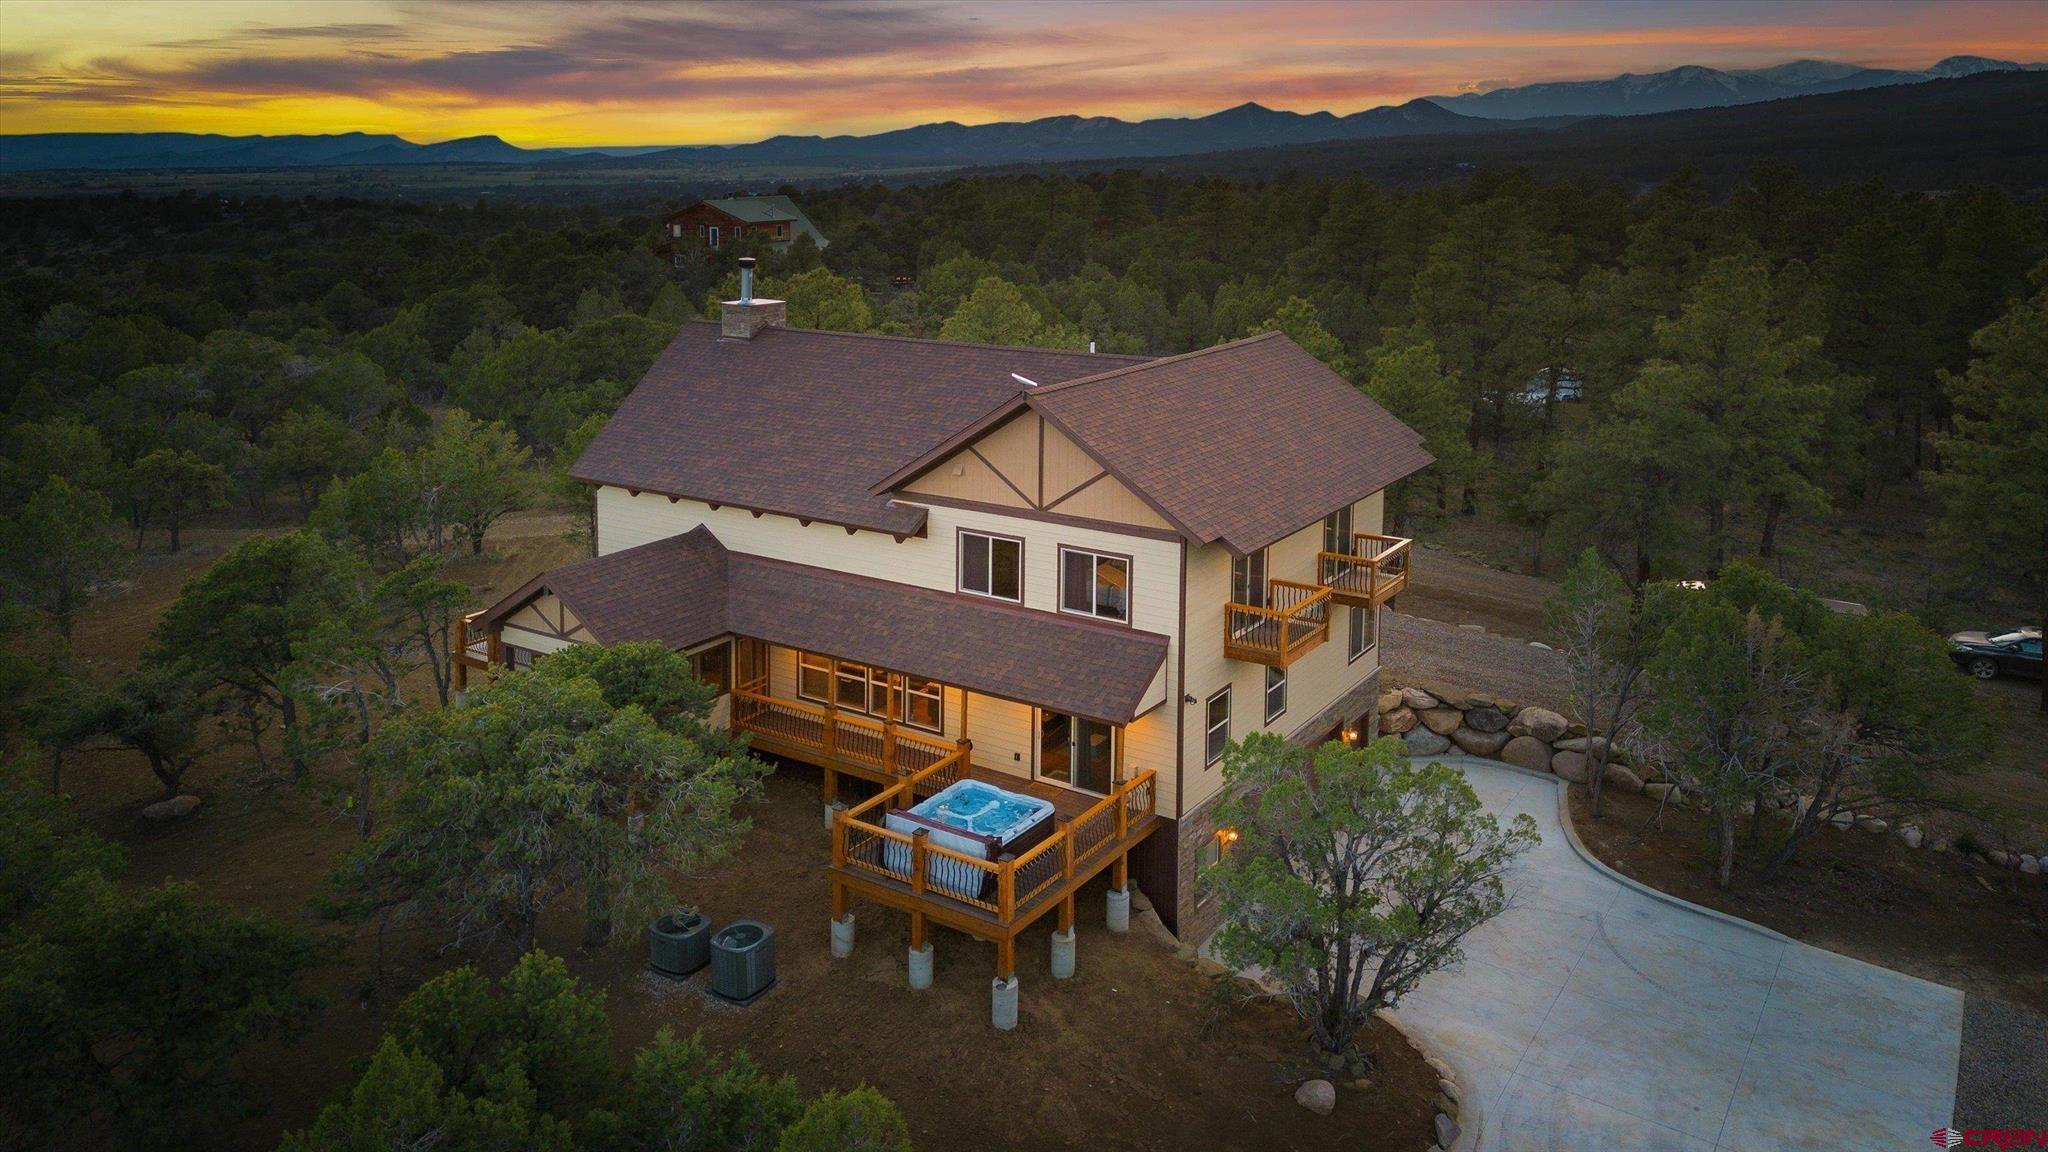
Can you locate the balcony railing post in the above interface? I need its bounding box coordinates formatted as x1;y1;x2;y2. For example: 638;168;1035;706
910;829;928;893
1114;782;1129;841
999;860;1016;922
883;719;898;776
1060;828;1074;883
832;809;847;866
822;708;836;759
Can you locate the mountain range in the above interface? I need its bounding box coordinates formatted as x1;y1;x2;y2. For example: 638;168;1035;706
0;55;2040;175
1427;54;2045;119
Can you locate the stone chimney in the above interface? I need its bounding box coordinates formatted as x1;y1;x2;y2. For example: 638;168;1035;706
721;256;786;339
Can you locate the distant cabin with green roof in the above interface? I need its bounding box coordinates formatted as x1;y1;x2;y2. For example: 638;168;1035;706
664;195;828;264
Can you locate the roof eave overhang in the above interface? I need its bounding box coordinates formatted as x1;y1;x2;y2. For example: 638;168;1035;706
570;474;929;540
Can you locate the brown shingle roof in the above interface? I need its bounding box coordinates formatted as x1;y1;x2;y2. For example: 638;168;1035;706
1025;332;1434;555
475;527;1168;726
473;528;728;648
570;322;1145;536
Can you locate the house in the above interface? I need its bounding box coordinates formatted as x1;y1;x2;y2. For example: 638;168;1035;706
460;261;1430;1019
662;195;827;263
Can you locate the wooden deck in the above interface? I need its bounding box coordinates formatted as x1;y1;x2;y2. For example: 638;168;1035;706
1317;532;1412;608
1223;578;1330;667
829;758;1160;978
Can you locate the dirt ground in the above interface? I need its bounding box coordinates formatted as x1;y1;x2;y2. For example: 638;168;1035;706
57;512;1437;1152
1568;787;2048;1014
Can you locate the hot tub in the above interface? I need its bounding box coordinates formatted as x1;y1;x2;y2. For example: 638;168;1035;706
882;779;1055;900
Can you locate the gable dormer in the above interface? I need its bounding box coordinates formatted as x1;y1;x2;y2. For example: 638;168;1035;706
897;408;1173;531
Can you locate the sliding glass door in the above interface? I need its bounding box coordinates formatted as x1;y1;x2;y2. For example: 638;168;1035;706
1039;710;1116;795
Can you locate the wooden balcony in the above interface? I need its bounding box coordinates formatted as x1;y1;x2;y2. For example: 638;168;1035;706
1223;578;1330;668
453;610;494;693
1316;532;1412;608
731;685;966;791
831;757;1159;949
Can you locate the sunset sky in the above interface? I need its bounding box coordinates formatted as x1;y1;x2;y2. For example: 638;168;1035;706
5;0;2047;146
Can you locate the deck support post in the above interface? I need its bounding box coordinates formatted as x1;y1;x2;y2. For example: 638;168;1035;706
1050;927;1075;980
830;912;856;959
991;975;1019;1030
1105;885;1130;934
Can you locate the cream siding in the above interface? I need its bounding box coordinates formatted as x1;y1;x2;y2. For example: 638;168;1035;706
598;485;1188;813
1175;494;1383;816
499;625;579;656
900;409;1169;531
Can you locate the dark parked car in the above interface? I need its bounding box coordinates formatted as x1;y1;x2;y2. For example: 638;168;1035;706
1947;628;2042;680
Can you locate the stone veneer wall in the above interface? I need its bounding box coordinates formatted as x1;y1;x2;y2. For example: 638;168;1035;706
1379;683;2048;880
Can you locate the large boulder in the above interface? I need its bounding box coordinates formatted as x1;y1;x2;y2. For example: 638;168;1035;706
1508;706;1569;743
1376;691;1404;715
1551;751;1590;783
1463;705;1509;734
1294;1079;1336;1116
1895;824;1923;849
1403;727;1452;756
142;795;201;822
1419;707;1464;735
1500;736;1552;772
1553;735;1624;763
1451;727;1511;757
1644;782;1682;804
1603;763;1645;794
1381;706;1418;735
1400;687;1440;711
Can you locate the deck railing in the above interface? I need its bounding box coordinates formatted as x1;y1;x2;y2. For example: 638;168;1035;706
452;610;494;692
1316;532;1412;607
1223;578;1330;667
731;687;961;777
833;767;1159;926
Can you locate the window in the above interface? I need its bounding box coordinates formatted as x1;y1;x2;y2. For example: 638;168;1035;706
1322;506;1354;554
734;225;743;238
835;658;875;711
1264;665;1287;723
796;653;943;733
958;530;1022;601
697;223;706;238
689;641;732;693
797;651;832;703
1348;604;1376;663
707;226;721;249
901;676;943;732
1059;547;1129;622
669;223;682;238
1230;549;1267;608
1204;687;1231;765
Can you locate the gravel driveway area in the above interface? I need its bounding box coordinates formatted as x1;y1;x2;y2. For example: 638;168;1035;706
1381;610;1571;712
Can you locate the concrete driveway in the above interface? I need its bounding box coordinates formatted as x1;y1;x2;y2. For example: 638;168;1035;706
1386;755;1964;1152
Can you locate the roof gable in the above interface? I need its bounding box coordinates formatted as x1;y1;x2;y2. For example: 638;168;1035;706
571;323;1143;536
896;406;1174;531
1027;333;1433;554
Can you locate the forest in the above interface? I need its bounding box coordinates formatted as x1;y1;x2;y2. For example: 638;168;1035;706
1;162;2045;1148
7;162;2039;619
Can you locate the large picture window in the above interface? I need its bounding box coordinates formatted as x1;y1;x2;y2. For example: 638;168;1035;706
958;530;1022;601
1059;547;1129;623
797;650;832;703
1205;687;1231;766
